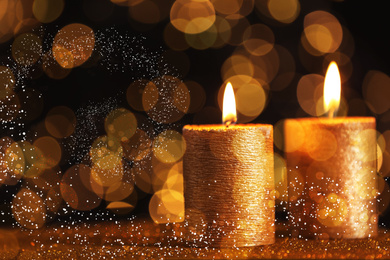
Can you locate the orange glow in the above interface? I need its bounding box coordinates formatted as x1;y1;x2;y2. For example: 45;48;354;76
222;82;237;125
323;61;341;118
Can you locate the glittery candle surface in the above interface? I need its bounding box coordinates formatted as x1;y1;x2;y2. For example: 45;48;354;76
284;117;377;239
183;124;275;247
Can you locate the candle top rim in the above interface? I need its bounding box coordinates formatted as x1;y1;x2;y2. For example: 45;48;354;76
183;123;272;131
285;116;375;124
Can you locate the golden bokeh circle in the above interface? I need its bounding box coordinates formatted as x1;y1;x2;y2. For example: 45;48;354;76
33;0;64;23
45;106;76;138
267;0;300;24
105;108;137;142
243;24;275;56
153;130;186;164
303;11;343;54
12;33;42;66
170;0;216;34
12;188;46;229
53;23;95;68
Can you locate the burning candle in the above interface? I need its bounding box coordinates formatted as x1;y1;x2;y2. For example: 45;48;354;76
183;82;275;247
284;62;378;239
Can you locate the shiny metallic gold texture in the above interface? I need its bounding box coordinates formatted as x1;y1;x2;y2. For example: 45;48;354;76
284;117;377;239
183;124;275;247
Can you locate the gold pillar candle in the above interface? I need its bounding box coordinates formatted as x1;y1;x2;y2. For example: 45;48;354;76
183;124;275;247
284;62;378;239
284;117;378;239
182;82;274;247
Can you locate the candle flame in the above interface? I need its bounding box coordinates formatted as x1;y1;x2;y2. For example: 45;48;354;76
223;82;237;126
323;61;341;118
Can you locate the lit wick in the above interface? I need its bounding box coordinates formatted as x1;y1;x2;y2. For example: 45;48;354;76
323;61;341;119
222;82;237;127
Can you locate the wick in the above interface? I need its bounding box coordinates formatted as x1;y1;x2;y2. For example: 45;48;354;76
328;107;335;119
225;121;232;128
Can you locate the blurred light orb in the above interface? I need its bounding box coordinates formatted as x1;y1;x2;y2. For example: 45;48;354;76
105;108;137;142
60;164;103;211
211;0;243;15
33;0;64;23
33;136;62;169
4;141;25;183
105;180;134;202
91;154;124;187
221;54;254;80
267;0;300;24
122;129;152;162
12;188;46;229
107;201;135;215
153;130;186;164
243;24;275;56
12;33;42;66
0;231;19;258
297;74;324;116
53;23;95;68
129;0;171;25
183;81;206;113
45;106;76;138
0;66;15;100
170;0;216;34
185;23;217;50
317;193;347;227
363;70;390;114
42;51;72;79
149;189;184;223
89;135;123;165
143;76;190;124
303;11;343;54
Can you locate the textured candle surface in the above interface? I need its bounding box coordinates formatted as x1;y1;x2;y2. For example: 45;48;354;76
284;117;377;239
183;124;274;247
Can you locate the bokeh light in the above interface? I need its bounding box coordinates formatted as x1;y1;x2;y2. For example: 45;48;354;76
89;135;123;165
129;0;172;25
317;193;347;227
12;33;42;66
296;74;324;116
60;164;103;211
122;129;152;162
267;0;300;24
53;23;95;68
170;0;216;34
33;136;62;169
149;189;184;223
363;70;390;115
32;0;64;23
153;130;186;164
42;51;72;79
105;108;137;143
242;24;275;56
142;76;190;124
303;11;343;54
45;106;76;138
12;188;46;229
0;66;15;100
106;201;135;215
